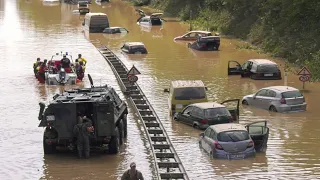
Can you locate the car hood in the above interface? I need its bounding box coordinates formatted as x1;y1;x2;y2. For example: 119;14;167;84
174;36;183;40
243;94;254;100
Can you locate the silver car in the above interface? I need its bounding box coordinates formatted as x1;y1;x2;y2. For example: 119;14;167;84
242;86;307;112
199;121;269;159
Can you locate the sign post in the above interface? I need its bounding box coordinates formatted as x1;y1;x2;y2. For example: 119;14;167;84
297;66;311;90
127;65;141;84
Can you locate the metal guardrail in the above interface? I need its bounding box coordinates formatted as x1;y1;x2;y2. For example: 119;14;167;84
95;44;189;180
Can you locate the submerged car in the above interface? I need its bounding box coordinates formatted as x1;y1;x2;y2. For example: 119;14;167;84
242;86;307;112
199;121;269;159
103;27;129;34
173;100;240;130
188;36;220;51
228;59;282;80
174;31;218;41
78;1;90;15
137;13;163;26
121;42;148;54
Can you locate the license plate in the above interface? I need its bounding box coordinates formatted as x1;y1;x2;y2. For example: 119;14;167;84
264;73;273;76
291;106;301;110
228;154;244;159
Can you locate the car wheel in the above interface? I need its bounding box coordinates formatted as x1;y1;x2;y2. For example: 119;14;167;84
193;124;199;129
242;100;249;105
269;105;277;112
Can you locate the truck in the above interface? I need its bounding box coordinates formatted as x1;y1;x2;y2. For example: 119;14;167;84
38;74;128;154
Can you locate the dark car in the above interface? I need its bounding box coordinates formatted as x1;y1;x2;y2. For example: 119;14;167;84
188;36;220;51
173;99;240;130
121;42;148;54
228;59;282;80
103;27;129;34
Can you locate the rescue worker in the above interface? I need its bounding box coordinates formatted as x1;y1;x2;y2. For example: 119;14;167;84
33;58;41;76
60;54;71;69
76;54;87;66
121;162;144;180
73;116;93;159
37;59;48;83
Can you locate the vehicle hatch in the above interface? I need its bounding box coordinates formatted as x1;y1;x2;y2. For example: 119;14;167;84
281;91;305;105
217;130;251;153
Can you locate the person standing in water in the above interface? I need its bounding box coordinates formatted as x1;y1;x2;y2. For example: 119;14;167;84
121;162;144;180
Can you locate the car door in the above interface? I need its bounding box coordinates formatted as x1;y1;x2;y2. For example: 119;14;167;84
220;99;240;121
200;127;213;152
178;106;194;125
241;61;251;77
250;89;268;108
260;89;277;110
227;60;243;75
245;121;269;152
189;107;204;125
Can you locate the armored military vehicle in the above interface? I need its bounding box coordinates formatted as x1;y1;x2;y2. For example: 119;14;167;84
38;74;128;154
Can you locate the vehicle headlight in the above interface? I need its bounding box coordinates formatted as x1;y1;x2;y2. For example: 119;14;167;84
46;115;55;121
175;104;183;109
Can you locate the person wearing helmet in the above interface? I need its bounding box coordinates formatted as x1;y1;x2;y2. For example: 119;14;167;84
76;54;87;66
60;54;71;68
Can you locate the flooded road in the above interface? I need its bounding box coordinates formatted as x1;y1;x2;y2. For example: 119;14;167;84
1;0;320;179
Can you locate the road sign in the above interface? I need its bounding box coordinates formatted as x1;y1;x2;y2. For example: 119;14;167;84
299;75;310;82
297;67;311;76
127;65;141;75
128;75;138;83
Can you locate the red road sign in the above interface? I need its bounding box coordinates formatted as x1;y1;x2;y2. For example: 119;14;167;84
128;75;138;82
297;67;311;76
127;65;141;75
299;75;310;82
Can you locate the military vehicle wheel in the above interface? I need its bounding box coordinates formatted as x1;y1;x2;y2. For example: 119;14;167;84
43;136;56;154
109;127;120;154
119;120;125;145
122;114;128;138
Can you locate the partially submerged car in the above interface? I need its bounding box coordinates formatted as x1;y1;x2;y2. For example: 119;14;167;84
121;42;148;54
199;121;269;159
228;59;282;80
173;100;240;130
137;13;163;26
188;36;220;51
174;31;218;41
78;1;90;15
242;86;307;112
103;27;129;34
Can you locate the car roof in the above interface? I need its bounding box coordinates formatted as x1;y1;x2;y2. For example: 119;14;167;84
188;30;212;34
106;27;123;29
211;123;247;133
171;80;205;88
85;12;107;17
248;59;277;65
192;102;225;109
125;42;145;46
263;86;299;92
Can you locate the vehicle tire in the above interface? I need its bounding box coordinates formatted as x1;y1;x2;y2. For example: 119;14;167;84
269;105;277;112
43;136;56;154
122;114;128;138
242;100;249;105
118;120;125;145
193;124;199;129
108;127;120;154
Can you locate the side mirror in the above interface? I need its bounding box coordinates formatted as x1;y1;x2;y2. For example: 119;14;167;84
164;88;169;93
253;95;256;99
205;86;208;91
199;132;204;137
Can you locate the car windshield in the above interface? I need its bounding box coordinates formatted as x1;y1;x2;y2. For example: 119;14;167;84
257;64;279;72
174;87;206;100
217;130;249;142
282;91;303;98
205;108;231;118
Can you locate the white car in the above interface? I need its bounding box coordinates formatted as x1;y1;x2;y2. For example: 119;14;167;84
242;86;307;112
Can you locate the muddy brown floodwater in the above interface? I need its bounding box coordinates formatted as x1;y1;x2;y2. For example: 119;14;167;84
0;0;319;179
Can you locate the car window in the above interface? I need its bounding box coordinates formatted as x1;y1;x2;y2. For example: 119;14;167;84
242;62;249;69
266;90;277;97
185;32;197;37
120;28;127;33
204;128;212;137
217;130;249;142
130;45;145;50
182;106;194;115
256;89;268;97
174;87;206;100
191;107;204;117
257;64;280;72
205;108;231;118
251;63;258;72
209;130;216;139
281;91;303;98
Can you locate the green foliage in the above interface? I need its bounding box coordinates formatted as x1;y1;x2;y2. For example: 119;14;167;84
146;0;320;80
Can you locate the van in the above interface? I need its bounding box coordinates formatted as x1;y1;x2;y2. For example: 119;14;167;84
164;80;208;116
83;13;109;33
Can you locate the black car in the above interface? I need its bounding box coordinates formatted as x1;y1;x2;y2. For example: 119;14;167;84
173;99;239;130
121;42;148;54
103;27;129;34
188;36;220;51
228;59;282;80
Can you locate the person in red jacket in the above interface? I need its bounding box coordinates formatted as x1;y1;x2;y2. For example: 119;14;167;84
37;59;48;83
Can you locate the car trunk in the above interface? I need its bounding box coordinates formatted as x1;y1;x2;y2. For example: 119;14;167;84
217;130;251;153
219;141;250;153
207;116;230;125
282;91;305;105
